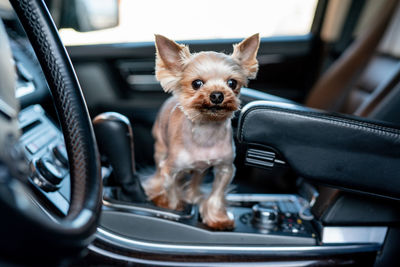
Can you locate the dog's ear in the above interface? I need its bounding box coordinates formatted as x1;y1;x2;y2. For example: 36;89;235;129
232;33;260;79
155;34;190;93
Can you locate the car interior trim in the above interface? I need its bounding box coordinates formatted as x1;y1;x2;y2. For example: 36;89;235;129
88;244;321;267
102;198;196;221
15;82;36;98
95;227;382;255
238;100;400;199
321;226;388;244
320;0;352;42
0;98;17;120
240;88;295;104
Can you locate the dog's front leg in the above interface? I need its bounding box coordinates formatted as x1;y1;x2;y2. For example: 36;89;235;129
149;164;184;210
200;164;235;230
185;170;206;204
163;167;185;210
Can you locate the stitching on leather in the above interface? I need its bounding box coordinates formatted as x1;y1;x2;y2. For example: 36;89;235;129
14;0;88;215
240;106;400;141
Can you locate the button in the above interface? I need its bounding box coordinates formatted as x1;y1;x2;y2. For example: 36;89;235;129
17;62;33;82
53;143;68;167
33;131;56;149
26;131;57;155
26;143;39;154
36;158;64;185
287;202;298;213
251;204;279;230
278;201;288;212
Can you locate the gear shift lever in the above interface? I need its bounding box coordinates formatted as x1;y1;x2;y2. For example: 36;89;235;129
93;112;148;203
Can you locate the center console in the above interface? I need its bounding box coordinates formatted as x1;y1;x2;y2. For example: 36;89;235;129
19;105;318;245
18;105;386;266
101;193;317;245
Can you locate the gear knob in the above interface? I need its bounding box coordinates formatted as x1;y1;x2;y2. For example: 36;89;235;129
93;112;147;203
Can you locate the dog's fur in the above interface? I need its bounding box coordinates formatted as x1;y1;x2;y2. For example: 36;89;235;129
144;34;260;230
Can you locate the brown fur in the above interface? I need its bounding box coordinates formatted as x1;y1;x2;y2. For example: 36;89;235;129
143;34;260;230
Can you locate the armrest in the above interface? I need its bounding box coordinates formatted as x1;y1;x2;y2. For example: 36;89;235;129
238;101;400;199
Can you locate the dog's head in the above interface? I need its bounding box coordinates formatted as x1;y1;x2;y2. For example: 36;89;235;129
155;34;260;122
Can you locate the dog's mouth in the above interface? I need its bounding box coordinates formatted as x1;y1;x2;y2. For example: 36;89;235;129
202;104;238;113
206;105;225;112
189;103;238;121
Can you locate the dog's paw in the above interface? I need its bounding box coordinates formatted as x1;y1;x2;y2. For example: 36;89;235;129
151;193;170;209
203;216;235;230
200;200;235;230
151;192;184;211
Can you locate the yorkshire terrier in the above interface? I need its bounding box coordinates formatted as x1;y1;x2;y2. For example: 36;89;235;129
144;34;260;230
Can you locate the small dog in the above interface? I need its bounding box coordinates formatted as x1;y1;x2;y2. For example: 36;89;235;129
144;34;260;230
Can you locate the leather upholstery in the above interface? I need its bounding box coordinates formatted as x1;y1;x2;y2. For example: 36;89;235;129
305;0;399;112
344;55;400;114
238;100;400;199
370;82;400;125
304;2;400;221
306;0;399;116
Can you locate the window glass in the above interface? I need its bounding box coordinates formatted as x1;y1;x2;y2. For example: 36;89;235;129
59;0;319;46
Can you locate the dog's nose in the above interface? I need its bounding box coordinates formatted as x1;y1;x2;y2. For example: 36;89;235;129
210;91;224;104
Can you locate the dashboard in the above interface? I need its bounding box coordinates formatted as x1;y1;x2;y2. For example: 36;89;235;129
2;12;71;215
19;105;70;215
7;24;50;108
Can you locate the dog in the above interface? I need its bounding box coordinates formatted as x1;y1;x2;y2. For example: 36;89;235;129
144;34;260;230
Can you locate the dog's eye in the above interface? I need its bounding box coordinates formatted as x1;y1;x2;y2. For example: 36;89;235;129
192;79;204;90
227;79;237;89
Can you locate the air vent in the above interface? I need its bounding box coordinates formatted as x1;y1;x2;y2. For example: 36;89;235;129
245;148;286;168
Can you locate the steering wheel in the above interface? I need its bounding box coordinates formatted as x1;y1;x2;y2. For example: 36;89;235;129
0;0;101;263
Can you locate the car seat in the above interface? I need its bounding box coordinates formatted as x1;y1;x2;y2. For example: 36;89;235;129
305;0;400;119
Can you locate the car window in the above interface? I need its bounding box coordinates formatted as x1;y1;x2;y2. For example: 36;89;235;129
59;0;319;46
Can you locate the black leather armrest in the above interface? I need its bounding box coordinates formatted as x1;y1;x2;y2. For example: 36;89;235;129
238;101;400;199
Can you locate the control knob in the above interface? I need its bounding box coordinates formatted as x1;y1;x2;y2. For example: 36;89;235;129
52;143;68;167
251;202;279;230
30;157;65;192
